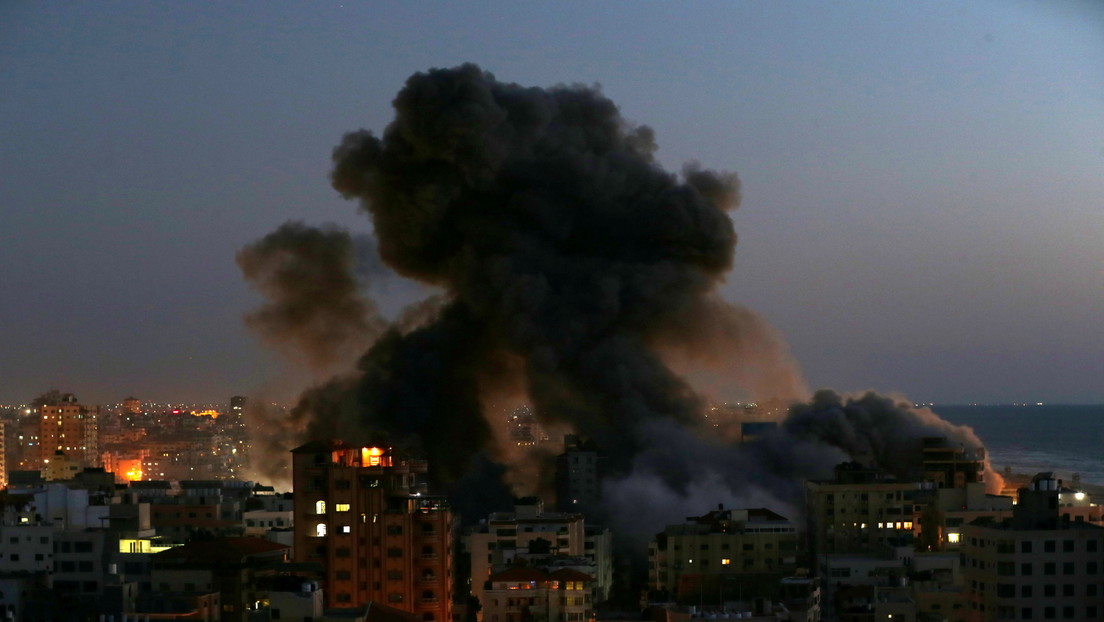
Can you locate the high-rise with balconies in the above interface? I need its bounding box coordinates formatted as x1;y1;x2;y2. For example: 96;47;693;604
292;440;453;621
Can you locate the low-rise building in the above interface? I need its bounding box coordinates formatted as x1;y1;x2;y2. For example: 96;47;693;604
650;506;799;603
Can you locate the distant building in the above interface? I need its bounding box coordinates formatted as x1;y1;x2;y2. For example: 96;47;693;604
292;440;454;621
33;391;99;470
554;435;601;514
921;436;986;489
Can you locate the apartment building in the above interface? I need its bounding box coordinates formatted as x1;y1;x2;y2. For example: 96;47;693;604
292;440;454;621
649;505;799;603
962;473;1104;622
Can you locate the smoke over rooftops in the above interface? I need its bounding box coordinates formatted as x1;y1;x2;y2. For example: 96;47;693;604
238;64;997;531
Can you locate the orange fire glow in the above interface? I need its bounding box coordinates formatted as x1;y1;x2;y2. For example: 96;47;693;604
118;459;144;482
362;447;385;467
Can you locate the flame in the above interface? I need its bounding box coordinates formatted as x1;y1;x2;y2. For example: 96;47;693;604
118;458;144;482
362;446;384;466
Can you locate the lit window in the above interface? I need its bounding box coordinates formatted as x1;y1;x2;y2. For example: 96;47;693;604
315;500;326;514
341;525;352;534
316;523;327;537
947;533;961;544
336;503;351;512
721;559;731;565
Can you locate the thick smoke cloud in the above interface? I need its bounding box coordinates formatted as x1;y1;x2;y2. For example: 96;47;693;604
237;221;386;373
240;65;999;537
602;389;1000;549
318;62;765;486
237;222;390;484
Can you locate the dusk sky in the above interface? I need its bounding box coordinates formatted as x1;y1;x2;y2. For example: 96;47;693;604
2;1;1101;406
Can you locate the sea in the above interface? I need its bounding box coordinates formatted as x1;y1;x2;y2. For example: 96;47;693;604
934;404;1104;486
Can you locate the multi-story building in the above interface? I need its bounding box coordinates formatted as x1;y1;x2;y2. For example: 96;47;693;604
467;497;613;608
805;462;932;557
961;472;1104;622
649;506;799;603
921;436;987;489
150;537;288;622
554;435;601;514
481;567;593;622
34;391;99;470
292;440;454;621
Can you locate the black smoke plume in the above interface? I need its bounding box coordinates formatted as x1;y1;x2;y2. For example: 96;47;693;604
241;65;997;536
237;221;386;373
316;62;789;489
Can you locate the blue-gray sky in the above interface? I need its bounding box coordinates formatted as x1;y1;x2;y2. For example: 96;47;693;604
2;1;1101;405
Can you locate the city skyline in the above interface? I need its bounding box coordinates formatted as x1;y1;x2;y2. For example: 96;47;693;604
2;2;1102;405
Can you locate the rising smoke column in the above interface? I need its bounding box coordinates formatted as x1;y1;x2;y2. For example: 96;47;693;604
322;63;767;487
237;222;389;482
237;221;387;372
241;65;1003;544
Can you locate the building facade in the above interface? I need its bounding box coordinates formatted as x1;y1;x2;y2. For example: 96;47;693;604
292;440;454;621
961;473;1104;622
649;506;800;602
35;392;99;470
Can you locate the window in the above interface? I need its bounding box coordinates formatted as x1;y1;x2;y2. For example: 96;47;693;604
315;500;326;514
1063;584;1074;597
335;547;351;558
1063;562;1074;575
1044;540;1056;553
336;571;351;580
336;503;351;512
1044;606;1055;619
1089;540;1099;552
1021;585;1032;598
1022;563;1033;576
1044;562;1056;575
316;523;327;537
1063;540;1074;552
341;525;352;534
1044;585;1055;597
1021;541;1033;554
997;584;1015;597
1021;607;1032;620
